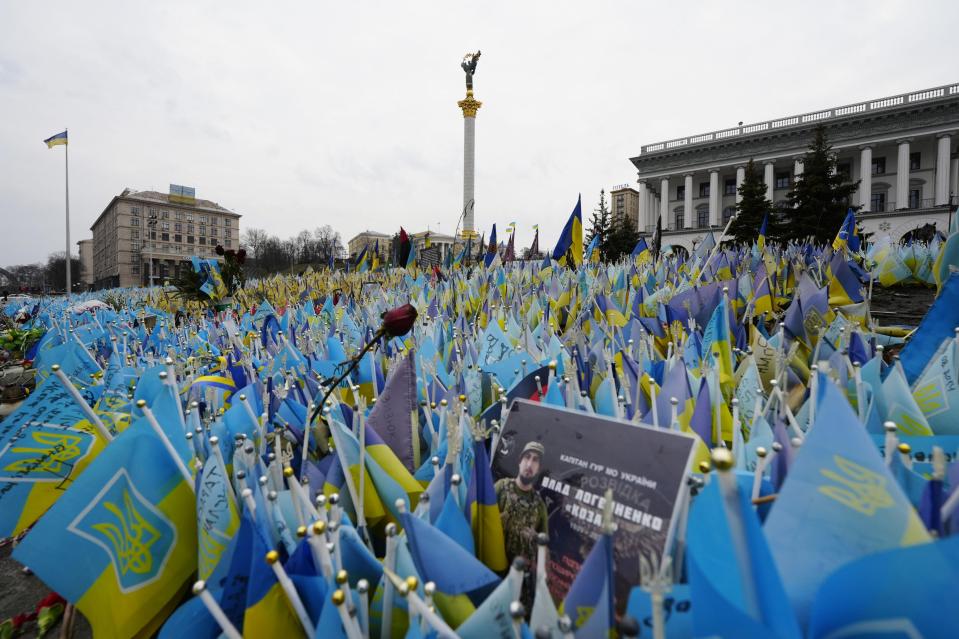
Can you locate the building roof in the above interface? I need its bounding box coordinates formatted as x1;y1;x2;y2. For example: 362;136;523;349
411;231;455;242
90;188;240;231
348;230;391;243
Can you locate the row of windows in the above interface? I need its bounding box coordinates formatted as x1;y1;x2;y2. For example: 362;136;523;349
129;206;232;226
129;237;232;253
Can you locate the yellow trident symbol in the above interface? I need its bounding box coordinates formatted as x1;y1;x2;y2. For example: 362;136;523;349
91;489;161;575
5;432;85;476
818;455;894;516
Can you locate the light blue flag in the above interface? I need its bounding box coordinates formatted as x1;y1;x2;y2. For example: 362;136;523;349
764;377;931;629
561;533;614;635
456;569;516;639
626;584;693;639
899;273;959;383
882;363;933;436
400;509;498;595
434;488;475;555
808;535;959;639
911;337;959;435
196;448;239;581
13;426;197;638
592;376;618;417
688;475;801;639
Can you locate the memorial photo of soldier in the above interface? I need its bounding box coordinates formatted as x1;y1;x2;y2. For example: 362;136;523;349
494;440;549;565
494;439;548;610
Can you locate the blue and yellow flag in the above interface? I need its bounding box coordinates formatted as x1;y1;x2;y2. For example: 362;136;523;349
44;130;68;148
757;212;769;250
0;376;109;538
466;439;507;572
552;195;583;268
764;377;931;628
14;426;197;639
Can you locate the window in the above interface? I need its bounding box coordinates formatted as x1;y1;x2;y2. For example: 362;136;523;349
174;222;182;232
224;238;232;247
722;206;735;224
837;162;852;180
775;172;790;189
724;179;736;195
871;157;886;175
200;215;208;224
161;233;169;241
187;236;195;244
175;211;184;221
225;218;231;227
131;206;140;216
199;237;206;245
131;217;140;226
186;214;194;222
187;224;194;233
174;234;182;243
910;152;921;171
699;183;710;198
676;185;685;200
131;229;139;239
132;263;140;274
130;242;138;252
149;231;156;240
909;188;922;209
697;209;709;228
161;221;170;231
871;192;886;212
161;210;169;219
211;216;218;226
200;224;207;236
211;228;218;237
675;212;684;229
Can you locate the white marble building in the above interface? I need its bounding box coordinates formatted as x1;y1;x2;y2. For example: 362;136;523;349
630;83;959;251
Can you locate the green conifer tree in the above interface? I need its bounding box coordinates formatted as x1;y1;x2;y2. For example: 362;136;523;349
727;159;775;245
782;124;860;244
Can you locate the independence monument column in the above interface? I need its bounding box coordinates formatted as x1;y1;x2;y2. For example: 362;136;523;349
458;51;482;235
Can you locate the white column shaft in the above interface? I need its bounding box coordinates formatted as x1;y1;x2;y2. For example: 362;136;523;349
637;182;648;233
660;178;669;227
936;135;952;206
860;147;873;211
463;116;476;232
763;162;775;203
683;175;694;229
735;166;745;204
708;170;720;227
794;159;804;178
897;141;910;209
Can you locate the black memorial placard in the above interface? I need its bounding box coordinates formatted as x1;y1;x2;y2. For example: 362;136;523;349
491;399;695;613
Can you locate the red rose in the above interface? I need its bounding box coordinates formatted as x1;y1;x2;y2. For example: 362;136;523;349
215;245;225;256
380;303;418;337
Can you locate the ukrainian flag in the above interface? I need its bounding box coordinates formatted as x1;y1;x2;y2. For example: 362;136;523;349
467;440;507;572
585;234;601;264
44;130;68;148
552;195;583;268
13;426;197;639
243;525;303;637
757;212;769;250
832;209;856;252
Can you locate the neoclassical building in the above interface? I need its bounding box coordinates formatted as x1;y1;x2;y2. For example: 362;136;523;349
629;83;959;249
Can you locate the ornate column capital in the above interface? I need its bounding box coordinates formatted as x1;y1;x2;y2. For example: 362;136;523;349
458;90;482;118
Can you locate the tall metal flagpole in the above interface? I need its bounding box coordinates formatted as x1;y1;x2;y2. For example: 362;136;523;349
64;128;71;294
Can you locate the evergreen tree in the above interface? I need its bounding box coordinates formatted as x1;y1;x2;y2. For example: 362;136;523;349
586;189;611;257
605;212;640;260
782;124;860;244
727;159;775;245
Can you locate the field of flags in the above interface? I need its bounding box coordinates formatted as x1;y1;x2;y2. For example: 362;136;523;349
4;203;959;638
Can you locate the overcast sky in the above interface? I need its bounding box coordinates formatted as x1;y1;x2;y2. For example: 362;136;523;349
1;0;957;265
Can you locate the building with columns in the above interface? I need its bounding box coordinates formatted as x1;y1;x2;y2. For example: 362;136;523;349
630;83;959;251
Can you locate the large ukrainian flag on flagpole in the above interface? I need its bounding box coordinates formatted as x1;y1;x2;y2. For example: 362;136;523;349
552;195;583;268
44;130;68;148
14;425;197;639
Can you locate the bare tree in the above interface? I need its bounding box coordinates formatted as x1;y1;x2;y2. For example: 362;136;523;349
242;228;268;262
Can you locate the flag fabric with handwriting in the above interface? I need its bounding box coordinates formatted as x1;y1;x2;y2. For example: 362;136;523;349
764;377;931;629
14;426;196;639
0;377;108;538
